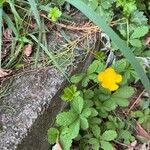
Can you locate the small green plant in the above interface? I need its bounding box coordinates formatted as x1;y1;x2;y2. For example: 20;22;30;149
131;108;150;124
48;6;62;22
48;59;136;150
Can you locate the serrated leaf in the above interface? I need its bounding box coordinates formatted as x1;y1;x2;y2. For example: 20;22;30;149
112;59;127;73
48;128;59;144
84;89;94;99
90;108;98;117
69;119;80;139
71;96;84;113
88;138;100;150
87;60;104;74
130;39;142;47
81;108;91;118
61;85;79;101
113;86;134;98
101;0;114;9
91;125;101;138
90;117;101;125
103;100;117;111
130;26;149;39
80;117;89;129
87;0;98;10
100;141;114;150
113;97;129;107
70;74;84;83
130;11;148;26
82;76;90;87
101;130;117;141
60;127;72;150
56;110;78;126
119;130;135;144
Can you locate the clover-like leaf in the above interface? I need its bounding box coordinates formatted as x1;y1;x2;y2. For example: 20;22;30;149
100;141;114;150
48;128;59;144
61;85;79;101
101;130;117;141
56;110;78;126
130;26;149;39
71;96;84;114
113;86;134;98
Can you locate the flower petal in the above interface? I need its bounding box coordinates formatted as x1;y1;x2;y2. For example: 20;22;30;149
109;83;119;91
97;72;105;81
115;74;122;83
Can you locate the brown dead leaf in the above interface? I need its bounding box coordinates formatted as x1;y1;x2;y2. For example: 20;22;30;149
136;122;150;140
23;44;33;57
0;68;12;78
3;28;12;40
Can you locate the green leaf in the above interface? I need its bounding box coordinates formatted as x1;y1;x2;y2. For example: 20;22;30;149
87;60;103;74
129;39;142;48
86;0;98;10
84;89;94;99
61;85;79;101
130;11;148;26
103;100;117;111
101;0;114;9
56;110;78;126
60;127;72;150
69;119;80;139
80;117;89;129
48;7;62;22
112;59;127;73
101;130;117;141
28;0;41;27
113;97;129;107
119;130;135;144
81;108;91;118
90;108;98;117
88;138;100;150
131;111;143;118
91;125;101;138
66;0;150;97
70;74;84;83
71;96;84;113
47;128;59;144
89;117;101;125
100;141;114;150
130;26;149;39
82;76;90;87
113;86;134;98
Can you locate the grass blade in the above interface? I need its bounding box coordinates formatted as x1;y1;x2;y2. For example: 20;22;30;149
28;0;41;27
28;0;41;67
3;12;18;37
29;34;70;81
0;6;3;68
66;0;150;96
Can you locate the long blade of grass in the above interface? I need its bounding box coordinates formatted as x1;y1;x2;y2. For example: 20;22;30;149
3;12;18;37
28;0;41;67
28;0;41;27
29;34;70;81
8;0;21;29
0;6;3;68
66;0;150;96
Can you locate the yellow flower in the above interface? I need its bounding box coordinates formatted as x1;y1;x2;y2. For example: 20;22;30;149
97;67;122;91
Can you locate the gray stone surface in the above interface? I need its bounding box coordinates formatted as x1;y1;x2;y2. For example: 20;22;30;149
0;13;100;150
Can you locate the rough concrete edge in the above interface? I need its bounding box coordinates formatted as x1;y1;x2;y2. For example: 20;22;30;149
16;51;96;150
